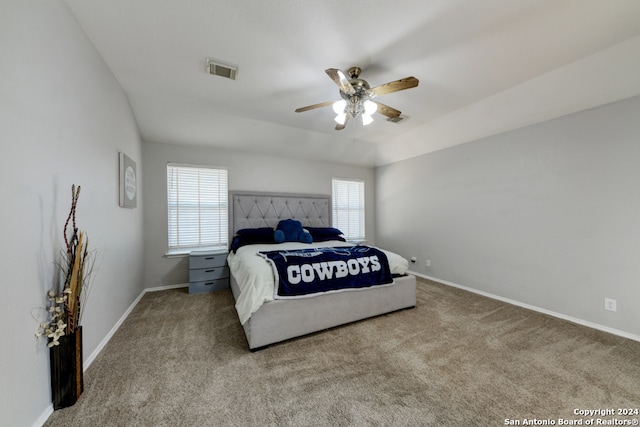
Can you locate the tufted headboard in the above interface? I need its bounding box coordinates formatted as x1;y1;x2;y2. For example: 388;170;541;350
229;191;332;237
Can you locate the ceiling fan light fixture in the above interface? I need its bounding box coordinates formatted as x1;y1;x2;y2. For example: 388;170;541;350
363;99;377;115
295;66;419;131
332;100;347;114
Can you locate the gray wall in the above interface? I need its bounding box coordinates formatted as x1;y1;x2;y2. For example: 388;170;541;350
142;142;375;287
0;0;145;424
376;95;640;338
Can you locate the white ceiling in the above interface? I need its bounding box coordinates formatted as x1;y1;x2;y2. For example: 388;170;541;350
63;0;640;167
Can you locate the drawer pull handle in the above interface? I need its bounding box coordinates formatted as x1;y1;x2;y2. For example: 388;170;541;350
205;269;216;273
204;282;215;286
205;257;216;260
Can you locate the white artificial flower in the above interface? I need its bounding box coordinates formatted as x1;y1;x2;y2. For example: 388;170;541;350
48;329;64;340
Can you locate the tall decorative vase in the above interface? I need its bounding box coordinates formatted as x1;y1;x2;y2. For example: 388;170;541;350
49;326;84;409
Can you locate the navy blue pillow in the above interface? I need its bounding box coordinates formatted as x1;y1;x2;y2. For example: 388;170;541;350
236;227;275;239
311;234;346;242
230;227;276;253
305;227;344;238
229;236;245;253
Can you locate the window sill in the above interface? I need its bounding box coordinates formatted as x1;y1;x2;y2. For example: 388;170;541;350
165;246;228;258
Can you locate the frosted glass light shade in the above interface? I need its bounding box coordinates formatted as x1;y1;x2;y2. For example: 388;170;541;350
332;100;347;114
361;113;373;126
363;100;378;115
334;113;347;125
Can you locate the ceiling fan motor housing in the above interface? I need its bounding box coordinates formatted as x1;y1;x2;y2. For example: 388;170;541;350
340;68;373;117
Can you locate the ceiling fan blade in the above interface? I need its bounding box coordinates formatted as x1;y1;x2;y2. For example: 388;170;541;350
335;113;350;131
370;76;419;97
295;101;334;113
372;101;401;119
325;68;356;95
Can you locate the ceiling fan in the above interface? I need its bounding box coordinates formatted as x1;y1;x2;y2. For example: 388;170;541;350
295;67;419;130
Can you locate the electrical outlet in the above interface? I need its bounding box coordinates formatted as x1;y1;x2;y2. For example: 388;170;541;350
426;259;431;268
604;298;617;312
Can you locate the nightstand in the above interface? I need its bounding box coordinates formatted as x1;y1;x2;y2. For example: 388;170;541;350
188;249;229;294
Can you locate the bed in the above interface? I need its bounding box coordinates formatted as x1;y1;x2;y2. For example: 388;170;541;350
227;191;417;350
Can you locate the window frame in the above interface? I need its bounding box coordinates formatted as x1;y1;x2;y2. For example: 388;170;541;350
331;177;366;242
166;163;228;255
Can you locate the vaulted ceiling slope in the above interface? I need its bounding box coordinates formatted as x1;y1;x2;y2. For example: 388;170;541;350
63;0;640;167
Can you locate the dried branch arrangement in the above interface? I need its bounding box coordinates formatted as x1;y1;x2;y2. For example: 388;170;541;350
36;185;95;346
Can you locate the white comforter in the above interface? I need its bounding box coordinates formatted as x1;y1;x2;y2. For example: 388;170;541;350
227;241;409;325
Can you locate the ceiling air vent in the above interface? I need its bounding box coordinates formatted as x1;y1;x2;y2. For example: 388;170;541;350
387;115;408;123
206;58;237;80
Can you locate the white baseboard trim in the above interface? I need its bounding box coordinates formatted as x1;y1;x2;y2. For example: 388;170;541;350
83;290;144;370
409;270;640;343
84;283;188;369
145;283;189;293
35;283;189;427
32;406;53;427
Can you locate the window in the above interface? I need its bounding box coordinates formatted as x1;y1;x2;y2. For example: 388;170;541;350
332;178;365;241
167;164;228;253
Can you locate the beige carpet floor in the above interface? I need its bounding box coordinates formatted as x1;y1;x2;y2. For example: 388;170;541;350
44;278;640;426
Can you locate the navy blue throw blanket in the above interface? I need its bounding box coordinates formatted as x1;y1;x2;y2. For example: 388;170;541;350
258;245;393;299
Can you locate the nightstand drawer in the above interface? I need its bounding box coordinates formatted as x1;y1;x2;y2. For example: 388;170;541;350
189;249;229;294
189;266;229;282
189;278;229;294
190;253;227;269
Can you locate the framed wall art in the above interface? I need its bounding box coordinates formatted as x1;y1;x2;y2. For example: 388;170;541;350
119;152;137;208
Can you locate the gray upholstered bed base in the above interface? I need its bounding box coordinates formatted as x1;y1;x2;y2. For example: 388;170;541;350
228;191;417;350
231;274;416;350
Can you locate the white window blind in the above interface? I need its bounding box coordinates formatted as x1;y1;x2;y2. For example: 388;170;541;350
332;178;365;241
167;164;228;252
